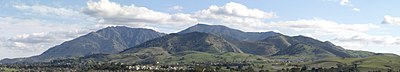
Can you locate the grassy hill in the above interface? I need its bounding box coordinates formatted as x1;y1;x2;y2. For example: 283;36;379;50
303;54;400;71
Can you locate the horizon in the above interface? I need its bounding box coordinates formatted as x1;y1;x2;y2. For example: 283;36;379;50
1;0;400;59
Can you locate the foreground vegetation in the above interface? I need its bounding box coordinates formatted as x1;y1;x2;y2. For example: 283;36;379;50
1;53;400;72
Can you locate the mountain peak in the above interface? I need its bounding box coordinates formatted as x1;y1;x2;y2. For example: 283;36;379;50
105;26;130;28
179;24;279;42
9;26;165;63
98;26;157;33
180;24;243;34
193;24;231;28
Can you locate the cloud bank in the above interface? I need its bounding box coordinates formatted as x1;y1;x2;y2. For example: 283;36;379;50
82;0;197;32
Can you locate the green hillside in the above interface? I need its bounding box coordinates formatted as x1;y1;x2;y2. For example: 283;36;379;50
304;55;400;71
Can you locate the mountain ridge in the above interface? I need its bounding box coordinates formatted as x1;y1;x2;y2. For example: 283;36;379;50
179;24;280;42
121;32;243;54
0;24;390;64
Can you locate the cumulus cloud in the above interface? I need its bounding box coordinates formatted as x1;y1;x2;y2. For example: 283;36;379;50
195;2;276;19
1;30;90;52
193;2;276;32
0;16;97;59
382;15;400;25
169;5;184;11
82;0;197;31
82;1;277;32
0;29;92;59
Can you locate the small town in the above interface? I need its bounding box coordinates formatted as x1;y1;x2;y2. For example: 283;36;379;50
3;60;396;72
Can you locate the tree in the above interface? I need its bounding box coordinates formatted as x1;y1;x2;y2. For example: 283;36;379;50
216;66;222;71
245;66;255;72
259;65;265;69
300;65;308;72
238;65;243;70
226;66;230;69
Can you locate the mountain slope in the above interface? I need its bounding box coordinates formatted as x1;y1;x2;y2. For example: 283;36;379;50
178;24;374;59
38;26;165;59
178;24;279;42
1;26;165;63
260;35;374;59
122;32;243;54
305;54;400;71
178;24;280;56
230;41;277;56
82;32;248;64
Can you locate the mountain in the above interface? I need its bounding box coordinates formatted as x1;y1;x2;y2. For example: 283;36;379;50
77;32;249;64
260;35;375;60
178;24;279;42
1;24;398;71
177;24;375;59
121;32;243;54
1;24;379;64
178;24;280;56
232;41;277;56
0;26;165;63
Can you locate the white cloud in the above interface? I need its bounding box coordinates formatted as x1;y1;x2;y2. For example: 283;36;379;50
327;0;360;11
0;17;85;38
193;2;276;32
334;34;400;45
195;2;276;19
13;4;86;19
169;5;184;11
352;8;360;11
2;30;90;52
0;29;91;59
382;15;400;25
332;34;400;53
81;1;277;32
265;18;391;51
268;18;400;53
0;16;97;59
82;0;197;31
340;0;350;6
269;18;379;35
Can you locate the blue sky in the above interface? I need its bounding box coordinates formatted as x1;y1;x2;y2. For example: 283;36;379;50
1;0;400;59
